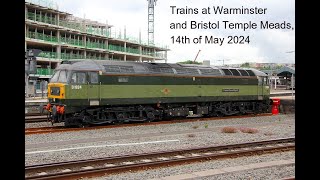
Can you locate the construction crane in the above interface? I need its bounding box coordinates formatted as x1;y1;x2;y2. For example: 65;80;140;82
147;0;157;45
193;50;201;63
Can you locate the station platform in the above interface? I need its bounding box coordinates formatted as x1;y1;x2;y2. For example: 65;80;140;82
270;89;295;97
25;98;48;114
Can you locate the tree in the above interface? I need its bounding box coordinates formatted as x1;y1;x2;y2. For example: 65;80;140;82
240;62;250;68
178;60;202;65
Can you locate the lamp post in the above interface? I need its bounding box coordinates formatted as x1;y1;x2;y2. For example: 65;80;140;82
291;73;294;100
285;50;295;101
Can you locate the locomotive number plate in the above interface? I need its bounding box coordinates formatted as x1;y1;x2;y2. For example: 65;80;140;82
71;85;82;89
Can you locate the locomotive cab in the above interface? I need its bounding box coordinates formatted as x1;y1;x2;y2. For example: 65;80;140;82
47;64;72;100
45;61;103;124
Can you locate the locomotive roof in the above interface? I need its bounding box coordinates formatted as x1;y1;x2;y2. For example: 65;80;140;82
58;59;267;77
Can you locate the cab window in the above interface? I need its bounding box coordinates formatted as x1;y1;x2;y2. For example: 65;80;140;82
50;70;60;83
50;70;68;83
71;72;86;84
59;70;68;83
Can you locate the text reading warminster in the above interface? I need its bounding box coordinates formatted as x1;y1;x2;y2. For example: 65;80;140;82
212;6;267;14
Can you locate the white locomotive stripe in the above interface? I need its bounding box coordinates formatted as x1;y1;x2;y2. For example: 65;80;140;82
25;139;180;155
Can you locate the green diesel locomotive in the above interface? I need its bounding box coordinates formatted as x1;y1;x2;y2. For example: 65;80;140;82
45;60;270;127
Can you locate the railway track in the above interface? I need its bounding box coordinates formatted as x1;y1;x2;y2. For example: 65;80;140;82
25;137;295;180
25;116;48;123
25;113;273;135
25;113;42;116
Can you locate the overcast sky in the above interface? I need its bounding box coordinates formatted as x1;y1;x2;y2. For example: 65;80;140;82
50;0;295;65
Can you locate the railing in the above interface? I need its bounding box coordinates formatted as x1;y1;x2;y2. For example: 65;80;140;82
26;31;58;43
26;0;59;10
38;51;57;59
61;53;85;60
126;47;140;54
86;41;106;49
60;37;84;47
36;68;54;76
27;12;57;25
108;44;125;52
59;19;83;31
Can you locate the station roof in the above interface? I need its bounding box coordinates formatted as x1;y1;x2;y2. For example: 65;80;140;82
276;66;295;77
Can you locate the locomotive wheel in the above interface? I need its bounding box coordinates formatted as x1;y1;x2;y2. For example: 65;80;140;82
216;112;224;117
146;111;155;122
114;113;125;124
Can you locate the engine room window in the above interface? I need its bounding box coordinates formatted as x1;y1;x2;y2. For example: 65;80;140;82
264;77;269;85
258;77;263;85
71;72;86;84
89;72;98;84
118;77;129;82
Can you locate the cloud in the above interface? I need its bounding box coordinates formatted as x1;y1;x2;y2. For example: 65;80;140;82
51;0;295;64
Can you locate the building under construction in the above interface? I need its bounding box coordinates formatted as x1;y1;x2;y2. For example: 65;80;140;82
25;0;169;96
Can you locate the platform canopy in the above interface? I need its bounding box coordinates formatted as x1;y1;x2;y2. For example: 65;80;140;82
276;66;295;77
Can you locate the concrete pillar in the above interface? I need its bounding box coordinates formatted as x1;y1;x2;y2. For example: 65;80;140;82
56;46;61;59
25;5;27;20
139;45;142;62
105;39;108;50
57;30;61;59
139;46;142;55
35;27;37;39
110;53;114;60
105;20;108;37
25;24;27;51
139;29;141;44
124;54;126;61
25;73;28;97
57;13;59;26
165;50;167;63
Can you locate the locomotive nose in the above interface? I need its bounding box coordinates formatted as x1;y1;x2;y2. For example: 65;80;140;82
48;83;65;99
